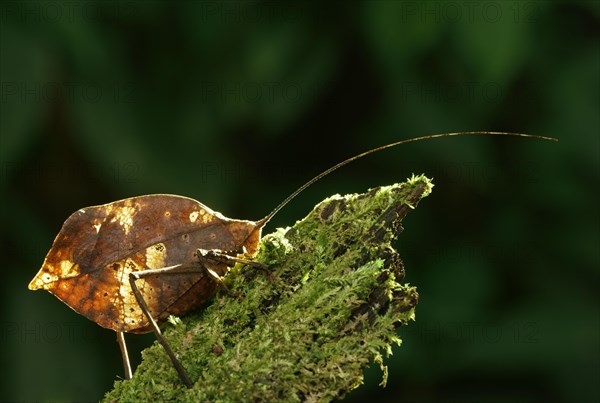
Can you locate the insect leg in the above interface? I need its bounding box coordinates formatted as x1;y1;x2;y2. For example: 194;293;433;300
129;266;198;388
198;264;240;298
196;248;273;286
196;248;267;269
116;331;132;380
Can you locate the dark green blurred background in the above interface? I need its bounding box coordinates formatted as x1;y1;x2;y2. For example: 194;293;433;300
1;1;598;402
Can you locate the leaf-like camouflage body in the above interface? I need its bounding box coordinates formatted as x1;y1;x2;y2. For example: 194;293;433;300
28;195;262;333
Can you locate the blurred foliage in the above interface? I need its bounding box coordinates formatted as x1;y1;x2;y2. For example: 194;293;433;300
1;1;598;402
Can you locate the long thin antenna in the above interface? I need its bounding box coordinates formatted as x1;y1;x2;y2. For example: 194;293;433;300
255;131;557;228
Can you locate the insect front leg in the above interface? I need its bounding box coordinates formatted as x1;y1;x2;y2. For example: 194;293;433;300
193;249;246;297
196;248;267;270
196;248;273;283
129;265;202;389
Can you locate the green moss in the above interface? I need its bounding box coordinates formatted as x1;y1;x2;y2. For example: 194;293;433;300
104;175;433;402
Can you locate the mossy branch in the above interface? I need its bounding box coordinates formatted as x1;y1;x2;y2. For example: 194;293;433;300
104;175;433;402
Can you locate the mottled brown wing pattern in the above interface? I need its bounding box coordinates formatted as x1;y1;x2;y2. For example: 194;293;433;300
28;194;259;333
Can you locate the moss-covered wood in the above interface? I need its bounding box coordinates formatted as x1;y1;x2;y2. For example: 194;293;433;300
104;175;433;402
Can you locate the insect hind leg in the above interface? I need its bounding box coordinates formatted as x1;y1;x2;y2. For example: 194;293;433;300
129;266;197;388
116;331;132;380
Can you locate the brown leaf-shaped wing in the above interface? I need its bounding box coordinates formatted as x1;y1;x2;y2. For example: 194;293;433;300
28;194;260;333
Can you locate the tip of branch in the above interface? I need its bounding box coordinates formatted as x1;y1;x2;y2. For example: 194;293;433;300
105;176;433;402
